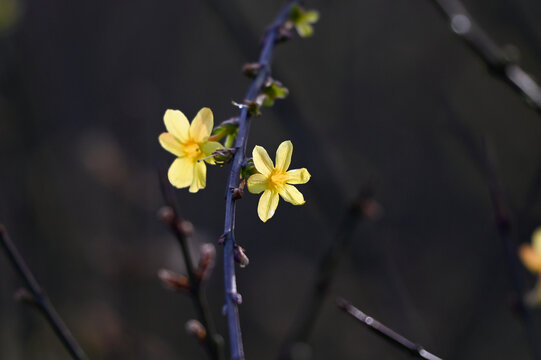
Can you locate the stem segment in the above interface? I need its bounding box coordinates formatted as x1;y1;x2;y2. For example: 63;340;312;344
222;2;300;359
0;225;88;360
337;298;443;360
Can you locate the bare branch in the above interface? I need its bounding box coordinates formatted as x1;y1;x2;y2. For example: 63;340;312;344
337;298;443;360
428;0;541;115
279;184;380;359
0;225;88;360
158;174;224;360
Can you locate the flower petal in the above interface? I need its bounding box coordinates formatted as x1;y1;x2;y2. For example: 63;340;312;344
519;244;541;273
257;190;279;222
533;227;541;253
190;107;213;143
159;133;183;157
296;23;314;37
247;173;268;194
164;109;190;143
201;141;224;165
168;157;194;189
279;184;305;205
275;140;293;172
286;168;311;184
304;10;320;23
253;145;274;176
189;161;206;193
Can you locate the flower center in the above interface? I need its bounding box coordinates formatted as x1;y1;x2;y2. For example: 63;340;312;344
182;139;203;161
269;169;288;192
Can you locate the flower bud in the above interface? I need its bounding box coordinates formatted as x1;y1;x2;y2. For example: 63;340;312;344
157;206;175;226
185;319;207;341
233;245;249;268
13;288;37;307
197;243;216;280
213;148;236;164
242;62;262;78
177;220;194;236
158;269;190;291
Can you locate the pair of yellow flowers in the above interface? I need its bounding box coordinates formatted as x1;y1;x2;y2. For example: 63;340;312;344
158;108;310;222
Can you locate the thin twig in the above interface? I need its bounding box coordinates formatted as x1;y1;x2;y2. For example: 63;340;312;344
0;225;88;360
222;2;301;359
428;0;541;115
158;174;224;360
482;139;540;360
337;298;443;360
278;185;379;359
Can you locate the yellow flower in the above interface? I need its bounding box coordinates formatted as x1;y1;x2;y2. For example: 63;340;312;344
247;140;310;222
520;227;541;273
159;108;223;193
520;227;541;306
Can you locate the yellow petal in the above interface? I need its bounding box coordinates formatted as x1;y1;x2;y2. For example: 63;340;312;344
189;161;206;193
532;227;541;253
253;145;274;176
275;140;293;172
247;173;268;194
201;141;224;165
190;107;213;143
164;109;190;142
304;10;320;23
168;157;194;189
279;184;305;205
296;23;313;37
159;133;183;157
286;168;311;184
519;244;541;273
257;189;279;222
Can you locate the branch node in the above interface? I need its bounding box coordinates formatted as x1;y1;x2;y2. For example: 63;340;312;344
229;292;243;305
13;287;38;307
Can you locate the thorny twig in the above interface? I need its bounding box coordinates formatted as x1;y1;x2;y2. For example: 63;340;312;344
428;0;541;115
0;225;88;360
158;174;224;360
278;185;380;359
337;298;443;360
221;1;303;359
482;140;540;360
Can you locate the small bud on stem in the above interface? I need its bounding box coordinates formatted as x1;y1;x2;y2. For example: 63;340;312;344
185;319;207;341
197;243;216;281
158;269;191;292
13;288;38;307
233;244;250;268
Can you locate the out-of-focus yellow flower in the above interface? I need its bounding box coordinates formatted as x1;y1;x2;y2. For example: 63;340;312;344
519;228;541;273
247;140;310;222
520;228;541;306
290;5;320;37
159;108;223;193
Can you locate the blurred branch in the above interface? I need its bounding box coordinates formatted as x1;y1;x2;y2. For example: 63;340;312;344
428;0;541;115
158;174;224;360
337;298;443;360
279;184;381;359
482;140;540;360
0;225;88;360
221;2;302;359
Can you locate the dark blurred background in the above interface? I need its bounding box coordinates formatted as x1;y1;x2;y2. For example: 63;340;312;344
2;0;541;359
